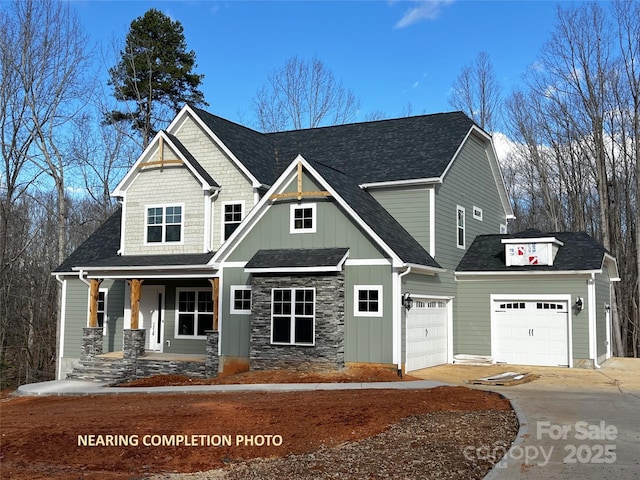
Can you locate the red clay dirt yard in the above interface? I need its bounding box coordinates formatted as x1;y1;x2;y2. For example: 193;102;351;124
0;368;518;479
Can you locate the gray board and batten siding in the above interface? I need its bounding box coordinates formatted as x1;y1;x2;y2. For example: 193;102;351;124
455;276;591;360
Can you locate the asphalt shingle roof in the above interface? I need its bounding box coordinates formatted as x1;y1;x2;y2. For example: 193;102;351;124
246;248;349;269
456;231;609;272
54;209;122;272
267;112;475;184
57;109;476;272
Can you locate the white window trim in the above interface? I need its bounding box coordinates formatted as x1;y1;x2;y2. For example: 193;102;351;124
144;203;185;245
456;205;465;250
290;203;317;234
220;200;245;244
500;223;508;234
270;287;316;346
174;288;213;339
473;205;483;221
86;288;108;335
230;285;252;314
354;285;383;317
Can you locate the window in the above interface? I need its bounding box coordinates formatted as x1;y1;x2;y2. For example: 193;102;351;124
146;205;183;243
87;289;108;334
473;206;483;221
500;224;508;234
290;203;316;233
230;286;252;314
223;202;243;240
176;289;213;337
271;288;315;345
354;285;383;317
456;206;465;249
498;302;526;309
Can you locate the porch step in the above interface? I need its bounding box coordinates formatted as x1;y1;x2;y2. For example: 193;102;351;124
66;357;133;384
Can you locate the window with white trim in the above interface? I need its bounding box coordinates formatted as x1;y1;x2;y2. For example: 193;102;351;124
473;206;483;221
230;286;252;314
271;288;315;345
176;289;213;337
500;224;508;234
146;205;183;243
290;203;316;233
223;202;243;240
354;285;383;317
456;206;465;249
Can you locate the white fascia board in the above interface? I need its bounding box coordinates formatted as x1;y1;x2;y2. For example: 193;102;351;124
183;105;262;188
85;272;217;280
501;237;564;246
359;177;442;189
454;270;600;278
72;264;215;273
245;265;343;274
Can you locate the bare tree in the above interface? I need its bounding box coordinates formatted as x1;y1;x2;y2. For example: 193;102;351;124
613;0;640;357
252;56;360;132
449;52;502;131
0;0;93;386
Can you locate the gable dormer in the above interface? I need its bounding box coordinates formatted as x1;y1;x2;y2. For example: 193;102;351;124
501;236;564;266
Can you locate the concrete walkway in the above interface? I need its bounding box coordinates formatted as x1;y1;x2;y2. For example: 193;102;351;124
16;378;447;396
15;358;640;480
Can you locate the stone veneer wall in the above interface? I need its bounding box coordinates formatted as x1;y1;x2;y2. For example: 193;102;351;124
81;327;104;360
250;272;345;371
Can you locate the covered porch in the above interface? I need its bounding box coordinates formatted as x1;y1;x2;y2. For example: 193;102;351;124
70;254;221;382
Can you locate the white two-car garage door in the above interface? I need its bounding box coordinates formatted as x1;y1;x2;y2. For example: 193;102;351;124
493;300;569;367
406;299;449;372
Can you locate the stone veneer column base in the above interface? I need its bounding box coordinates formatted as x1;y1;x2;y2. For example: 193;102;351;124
81;327;104;360
205;330;219;378
123;329;146;360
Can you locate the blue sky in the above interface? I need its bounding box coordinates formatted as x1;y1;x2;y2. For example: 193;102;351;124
73;0;581;128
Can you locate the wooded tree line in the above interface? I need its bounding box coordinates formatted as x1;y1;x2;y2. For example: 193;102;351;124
449;1;640;358
1;0;638;388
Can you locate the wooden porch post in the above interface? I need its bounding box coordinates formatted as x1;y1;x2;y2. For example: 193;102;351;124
88;279;103;328
128;279;144;329
209;278;219;331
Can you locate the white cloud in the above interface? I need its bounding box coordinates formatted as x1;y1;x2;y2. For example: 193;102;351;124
394;0;455;29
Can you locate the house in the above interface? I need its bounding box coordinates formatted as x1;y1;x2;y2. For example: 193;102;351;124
52;104;617;381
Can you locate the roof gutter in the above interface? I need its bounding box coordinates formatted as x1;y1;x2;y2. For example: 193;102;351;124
359;177;442;189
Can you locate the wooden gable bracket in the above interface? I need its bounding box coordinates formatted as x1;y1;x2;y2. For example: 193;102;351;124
139;136;184;170
269;161;331;201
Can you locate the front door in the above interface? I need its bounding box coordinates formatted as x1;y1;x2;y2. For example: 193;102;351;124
139;285;165;351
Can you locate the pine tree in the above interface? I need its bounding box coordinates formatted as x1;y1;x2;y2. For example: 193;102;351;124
107;8;207;147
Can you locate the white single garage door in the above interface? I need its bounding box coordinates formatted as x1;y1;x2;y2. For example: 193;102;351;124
493;300;569;367
406;299;449;371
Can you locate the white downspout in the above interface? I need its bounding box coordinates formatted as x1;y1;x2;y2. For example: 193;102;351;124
396;266;412;376
589;273;601;369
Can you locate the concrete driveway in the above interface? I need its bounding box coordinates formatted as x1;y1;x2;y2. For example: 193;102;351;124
412;358;640;480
